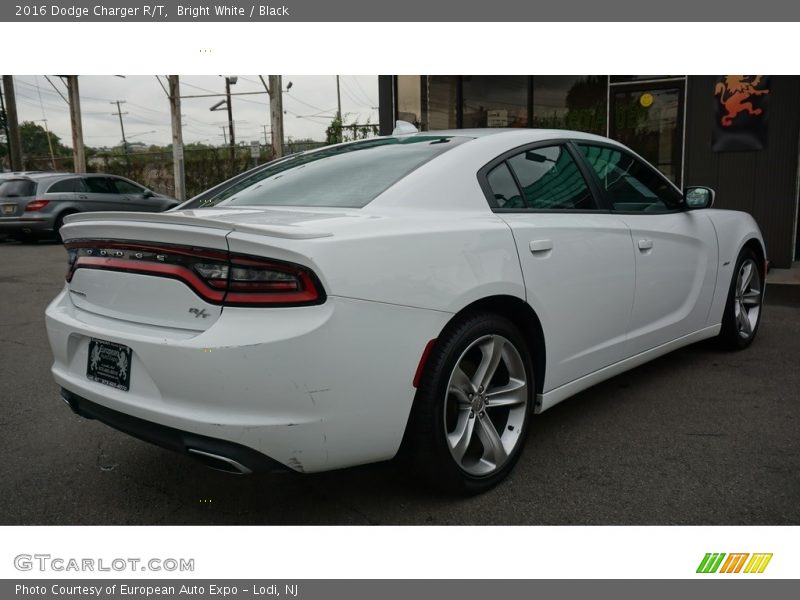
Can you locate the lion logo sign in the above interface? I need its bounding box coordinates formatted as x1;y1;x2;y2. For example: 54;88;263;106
714;76;769;127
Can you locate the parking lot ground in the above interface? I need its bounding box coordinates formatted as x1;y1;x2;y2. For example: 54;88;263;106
1;239;798;525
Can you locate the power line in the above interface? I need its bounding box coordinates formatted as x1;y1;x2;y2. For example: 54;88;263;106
284;92;333;114
154;75;170;98
350;76;377;106
44;76;69;105
14;77;115;104
339;77;367;107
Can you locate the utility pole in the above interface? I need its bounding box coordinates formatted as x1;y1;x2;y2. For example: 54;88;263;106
336;75;343;142
262;124;269;146
39;119;57;169
111;100;131;175
220;126;227;146
65;76;86;173
1;76;23;170
0;83;12;169
268;75;284;159
224;76;236;166
167;75;186;202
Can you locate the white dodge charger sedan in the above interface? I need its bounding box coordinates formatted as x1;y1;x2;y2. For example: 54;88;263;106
45;127;766;493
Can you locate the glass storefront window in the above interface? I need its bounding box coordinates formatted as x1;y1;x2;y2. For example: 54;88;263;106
427;76;457;130
532;76;607;135
462;75;528;128
396;75;422;129
611;86;683;184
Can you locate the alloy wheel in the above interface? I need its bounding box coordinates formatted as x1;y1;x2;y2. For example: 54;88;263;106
734;258;762;339
443;334;528;476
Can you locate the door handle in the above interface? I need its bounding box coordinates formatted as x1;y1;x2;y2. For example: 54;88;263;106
638;239;653;251
78;195;88;199
529;239;553;253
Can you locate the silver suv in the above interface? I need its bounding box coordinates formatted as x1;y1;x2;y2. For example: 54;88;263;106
0;173;178;242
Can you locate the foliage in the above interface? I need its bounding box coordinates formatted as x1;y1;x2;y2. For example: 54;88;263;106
0;108;7;160
19;121;71;162
86;144;270;199
326;114;379;145
325;115;344;145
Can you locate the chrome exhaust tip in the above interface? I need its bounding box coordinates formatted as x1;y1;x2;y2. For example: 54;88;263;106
187;448;253;475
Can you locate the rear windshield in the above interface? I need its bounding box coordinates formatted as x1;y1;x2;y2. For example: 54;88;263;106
0;179;37;198
186;136;468;209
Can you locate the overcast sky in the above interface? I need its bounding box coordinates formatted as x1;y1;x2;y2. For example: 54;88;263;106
9;75;379;149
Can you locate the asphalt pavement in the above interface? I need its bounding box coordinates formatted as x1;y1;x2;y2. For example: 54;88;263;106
1;239;798;525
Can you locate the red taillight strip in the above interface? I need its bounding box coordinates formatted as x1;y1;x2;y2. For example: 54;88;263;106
65;240;326;307
25;199;49;212
70;256;227;303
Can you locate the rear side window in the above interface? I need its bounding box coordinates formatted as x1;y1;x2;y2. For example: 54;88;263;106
0;179;37;198
506;145;596;210
47;178;86;193
84;177;116;194
486;163;525;209
188;136;469;209
578;144;682;212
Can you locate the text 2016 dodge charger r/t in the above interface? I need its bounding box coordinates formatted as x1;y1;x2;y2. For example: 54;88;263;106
45;127;766;493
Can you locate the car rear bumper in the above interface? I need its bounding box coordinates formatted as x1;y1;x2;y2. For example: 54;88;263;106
0;216;54;233
61;388;287;474
45;288;449;473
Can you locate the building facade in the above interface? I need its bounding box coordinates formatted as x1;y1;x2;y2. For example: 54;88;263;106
378;75;800;269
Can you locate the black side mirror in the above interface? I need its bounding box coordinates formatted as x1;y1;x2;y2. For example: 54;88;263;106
142;190;154;198
684;186;715;210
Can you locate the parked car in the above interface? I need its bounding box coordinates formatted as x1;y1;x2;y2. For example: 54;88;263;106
0;173;178;242
45;128;766;493
0;170;49;179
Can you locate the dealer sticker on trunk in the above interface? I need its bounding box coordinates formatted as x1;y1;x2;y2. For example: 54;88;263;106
87;339;132;391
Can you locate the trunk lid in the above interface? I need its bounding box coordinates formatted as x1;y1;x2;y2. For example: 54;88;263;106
60;208;340;331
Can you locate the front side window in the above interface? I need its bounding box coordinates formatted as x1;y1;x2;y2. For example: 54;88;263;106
578;144;682;211
187;136;468;209
112;178;145;195
505;145;596;210
84;177;116;194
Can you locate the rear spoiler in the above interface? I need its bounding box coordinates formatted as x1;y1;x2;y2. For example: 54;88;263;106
63;211;333;240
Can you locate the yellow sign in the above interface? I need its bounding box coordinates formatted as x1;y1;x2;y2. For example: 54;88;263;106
640;93;654;108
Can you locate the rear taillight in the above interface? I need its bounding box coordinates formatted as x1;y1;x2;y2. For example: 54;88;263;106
223;255;320;306
64;240;324;307
25;199;49;212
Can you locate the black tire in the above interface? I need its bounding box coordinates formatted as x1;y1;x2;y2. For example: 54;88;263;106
718;247;764;350
402;312;535;495
53;212;75;243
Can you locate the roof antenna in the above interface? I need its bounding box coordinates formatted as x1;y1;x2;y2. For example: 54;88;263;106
392;120;418;136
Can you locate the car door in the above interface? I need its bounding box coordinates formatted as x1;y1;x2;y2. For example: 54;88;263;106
81;176;125;211
43;176;84;204
109;176;155;211
483;143;636;392
576;143;718;357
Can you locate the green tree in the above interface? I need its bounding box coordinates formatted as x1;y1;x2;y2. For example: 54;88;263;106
19;121;70;159
0;109;9;165
325;114;344;145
